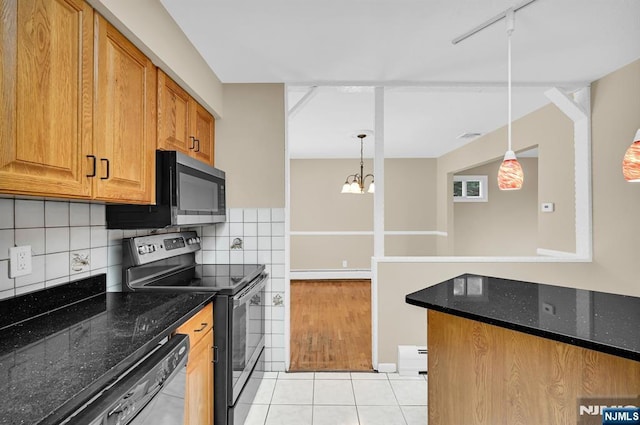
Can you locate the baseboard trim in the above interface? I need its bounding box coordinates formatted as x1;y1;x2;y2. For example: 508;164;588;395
377;363;397;373
290;270;372;280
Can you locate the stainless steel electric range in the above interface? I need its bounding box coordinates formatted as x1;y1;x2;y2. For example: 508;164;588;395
122;231;267;425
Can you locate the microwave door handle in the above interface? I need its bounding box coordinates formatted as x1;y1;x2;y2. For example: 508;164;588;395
233;274;267;307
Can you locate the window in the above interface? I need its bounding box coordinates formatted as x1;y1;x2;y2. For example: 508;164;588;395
453;175;488;202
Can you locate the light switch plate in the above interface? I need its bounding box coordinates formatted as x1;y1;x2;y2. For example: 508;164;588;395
9;245;32;278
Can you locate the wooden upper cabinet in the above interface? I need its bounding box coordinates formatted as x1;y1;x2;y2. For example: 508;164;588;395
192;102;215;166
93;15;156;203
0;0;93;198
157;69;215;167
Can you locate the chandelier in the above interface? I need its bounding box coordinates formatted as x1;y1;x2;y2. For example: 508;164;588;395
341;133;375;194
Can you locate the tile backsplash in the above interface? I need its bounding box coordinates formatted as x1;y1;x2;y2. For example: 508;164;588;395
0;199;287;372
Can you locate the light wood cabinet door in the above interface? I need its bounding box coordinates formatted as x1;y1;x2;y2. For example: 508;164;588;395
157;70;215;166
93;15;155;204
157;70;192;154
0;0;93;198
192;102;215;166
177;303;214;425
184;328;214;425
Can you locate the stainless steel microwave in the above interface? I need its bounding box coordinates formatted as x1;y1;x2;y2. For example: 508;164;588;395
106;150;226;229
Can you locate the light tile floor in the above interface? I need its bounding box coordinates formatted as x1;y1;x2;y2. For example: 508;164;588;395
245;372;428;425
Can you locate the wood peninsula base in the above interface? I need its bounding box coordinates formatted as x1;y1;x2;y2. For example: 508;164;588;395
428;310;640;425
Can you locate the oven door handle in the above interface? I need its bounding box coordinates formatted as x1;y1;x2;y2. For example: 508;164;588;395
233;273;267;307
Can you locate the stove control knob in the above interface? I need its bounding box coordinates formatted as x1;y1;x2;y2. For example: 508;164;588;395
138;245;148;255
148;244;157;253
195;237;201;243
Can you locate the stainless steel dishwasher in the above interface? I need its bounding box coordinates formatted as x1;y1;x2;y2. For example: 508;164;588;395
60;334;189;425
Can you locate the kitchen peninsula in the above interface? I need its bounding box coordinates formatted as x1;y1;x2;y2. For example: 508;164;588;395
406;274;640;425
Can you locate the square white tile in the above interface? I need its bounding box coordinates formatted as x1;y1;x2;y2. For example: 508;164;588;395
244;236;258;250
244;250;258;264
314;372;352;380
202;237;215;250
229;209;243;222
271;208;285;223
230;250;244;263
271;222;285;236
230;222;243;237
215;236;230;251
15;200;44;228
271;265;285;279
45;252;69;280
253;378;277;404
271;251;285;265
202;251;215;263
0;198;14;229
265;405;312;425
90;247;108;270
258;237;271;250
314;380;356;405
257;251;272;264
14;228;44;256
257;208;271;222
45;227;70;254
271;320;284;335
46;276;69;288
244;222;258;237
352;380;398;405
216;251;230;263
69;203;90;226
357;405;407;425
45;201;69;227
401;406;428;425
244;404;269;425
91;227;108;248
90;204;106;226
272;236;285;250
0;229;14;260
270;379;314;405
215;223;230;237
243;208;258;222
389;380;427;406
108;245;122;267
70;227;92;250
313;405;359;425
258;223;271;236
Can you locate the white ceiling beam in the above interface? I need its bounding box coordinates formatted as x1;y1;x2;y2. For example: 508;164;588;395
288;81;591;91
544;87;588;122
288;86;318;119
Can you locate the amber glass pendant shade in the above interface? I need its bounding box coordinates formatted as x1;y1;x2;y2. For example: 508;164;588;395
622;129;640;182
497;150;524;190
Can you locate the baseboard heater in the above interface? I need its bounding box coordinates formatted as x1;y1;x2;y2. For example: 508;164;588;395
398;345;428;376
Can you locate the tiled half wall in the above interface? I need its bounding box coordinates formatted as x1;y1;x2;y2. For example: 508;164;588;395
0;199;286;372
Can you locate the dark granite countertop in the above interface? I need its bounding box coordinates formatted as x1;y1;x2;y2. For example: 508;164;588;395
0;275;215;425
406;274;640;362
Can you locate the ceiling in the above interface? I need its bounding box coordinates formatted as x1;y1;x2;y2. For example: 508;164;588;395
160;0;640;159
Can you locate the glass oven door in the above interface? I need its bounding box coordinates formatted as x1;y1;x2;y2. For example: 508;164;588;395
230;274;266;402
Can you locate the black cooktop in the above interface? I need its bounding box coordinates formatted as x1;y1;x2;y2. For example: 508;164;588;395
143;263;265;295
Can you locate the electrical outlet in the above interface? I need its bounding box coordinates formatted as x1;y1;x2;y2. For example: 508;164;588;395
342;260;348;268
9;245;32;278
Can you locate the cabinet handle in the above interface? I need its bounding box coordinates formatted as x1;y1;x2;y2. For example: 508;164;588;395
100;158;110;180
189;136;196;150
194;322;208;332
213;345;219;364
194;139;200;152
86;155;96;177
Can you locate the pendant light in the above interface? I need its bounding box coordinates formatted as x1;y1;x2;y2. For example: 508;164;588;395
340;134;374;194
622;129;640;182
497;9;524;191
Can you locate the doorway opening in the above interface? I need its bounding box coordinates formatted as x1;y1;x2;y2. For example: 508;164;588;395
289;279;372;371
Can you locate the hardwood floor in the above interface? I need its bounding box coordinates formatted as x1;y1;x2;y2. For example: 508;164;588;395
290;279;372;371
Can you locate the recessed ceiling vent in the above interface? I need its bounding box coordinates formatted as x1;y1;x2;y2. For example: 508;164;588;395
457;132;483;140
